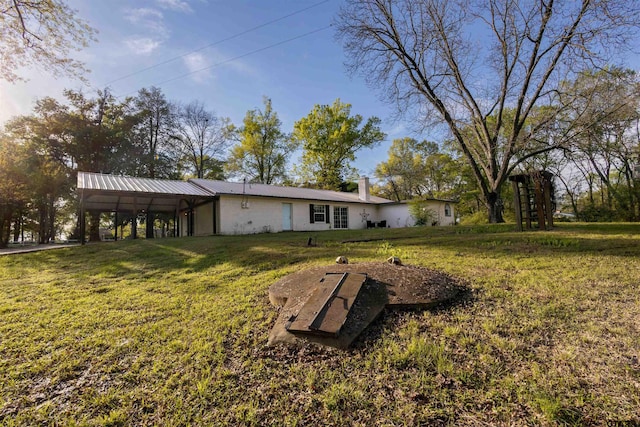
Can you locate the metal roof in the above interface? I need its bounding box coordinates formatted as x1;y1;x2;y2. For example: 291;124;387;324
77;172;393;213
190;179;392;204
78;172;211;197
78;172;214;213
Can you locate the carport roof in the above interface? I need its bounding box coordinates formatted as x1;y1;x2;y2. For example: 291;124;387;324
78;172;213;213
79;172;211;196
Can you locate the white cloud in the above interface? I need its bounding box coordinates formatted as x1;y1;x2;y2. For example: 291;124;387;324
387;122;407;138
124;8;166;34
121;7;169;56
125;37;161;55
182;53;213;83
156;0;193;13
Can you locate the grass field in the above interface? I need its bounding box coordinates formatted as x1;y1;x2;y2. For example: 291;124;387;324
0;223;639;426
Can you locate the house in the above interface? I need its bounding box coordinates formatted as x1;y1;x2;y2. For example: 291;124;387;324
77;172;456;240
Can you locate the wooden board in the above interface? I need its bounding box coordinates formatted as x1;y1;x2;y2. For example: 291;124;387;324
286;272;367;337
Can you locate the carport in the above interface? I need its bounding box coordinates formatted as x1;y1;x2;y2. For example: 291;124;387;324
77;172;216;244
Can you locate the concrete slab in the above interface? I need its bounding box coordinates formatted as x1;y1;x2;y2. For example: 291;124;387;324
268;262;465;349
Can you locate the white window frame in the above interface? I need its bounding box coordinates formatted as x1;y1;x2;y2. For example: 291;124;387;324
313;204;326;223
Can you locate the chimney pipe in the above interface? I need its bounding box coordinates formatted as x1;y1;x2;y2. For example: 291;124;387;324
358;176;370;202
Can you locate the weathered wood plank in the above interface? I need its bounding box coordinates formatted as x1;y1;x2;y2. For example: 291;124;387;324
309;273;367;335
286;273;367;337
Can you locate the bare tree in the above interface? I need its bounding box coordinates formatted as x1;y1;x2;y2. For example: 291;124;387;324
336;0;640;222
173;101;230;179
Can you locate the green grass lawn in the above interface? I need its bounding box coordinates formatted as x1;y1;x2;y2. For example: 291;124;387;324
1;223;639;426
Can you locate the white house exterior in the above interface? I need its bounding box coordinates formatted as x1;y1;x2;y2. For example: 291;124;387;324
380;200;455;228
78;172;456;237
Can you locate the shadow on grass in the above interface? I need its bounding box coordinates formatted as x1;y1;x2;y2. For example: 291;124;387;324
350;282;475;351
398;223;640;259
11;223;640;279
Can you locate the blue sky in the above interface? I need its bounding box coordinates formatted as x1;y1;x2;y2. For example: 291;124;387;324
0;0;409;177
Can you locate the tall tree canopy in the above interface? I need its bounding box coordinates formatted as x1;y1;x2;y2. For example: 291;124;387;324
559;68;640;220
63;89;139;175
132;87;179;179
0;89;142;243
226;97;294;184
374;138;460;201
337;0;640;222
0;0;96;82
293;99;385;190
0;131;29;247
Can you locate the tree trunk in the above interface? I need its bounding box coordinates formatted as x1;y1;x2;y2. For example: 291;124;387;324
0;213;11;248
38;203;47;244
89;211;101;242
146;212;154;238
48;195;57;243
12;215;21;242
486;192;505;223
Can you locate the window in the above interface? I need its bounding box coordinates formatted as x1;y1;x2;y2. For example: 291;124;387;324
444;203;452;217
333;206;348;229
309;204;330;223
313;205;326;222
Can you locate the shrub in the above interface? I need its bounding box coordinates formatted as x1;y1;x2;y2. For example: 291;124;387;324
408;200;437;226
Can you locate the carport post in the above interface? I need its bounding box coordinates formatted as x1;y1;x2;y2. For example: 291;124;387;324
131;216;137;239
173;208;177;238
114;212;118;241
80;189;86;245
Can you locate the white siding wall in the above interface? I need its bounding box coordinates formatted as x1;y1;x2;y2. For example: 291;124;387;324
379;201;456;227
437;201;456;226
216;196;282;234
193;201;214;236
179;211;187;236
191;195;455;235
213;195;379;235
427;201;455;226
379;203;416;228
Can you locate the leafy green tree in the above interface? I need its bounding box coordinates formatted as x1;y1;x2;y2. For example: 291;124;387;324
0;0;96;82
408;200;437;226
2;89;140;242
337;0;640;222
226;97;294;184
63;89;140;175
2;100;72;244
374;138;462;202
374;138;428;201
132;87;179;179
64;89;145;240
0;132;29;247
293;99;385;190
559;68;640;221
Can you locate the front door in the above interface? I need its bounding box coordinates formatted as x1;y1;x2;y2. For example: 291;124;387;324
333;206;348;229
282;203;292;231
